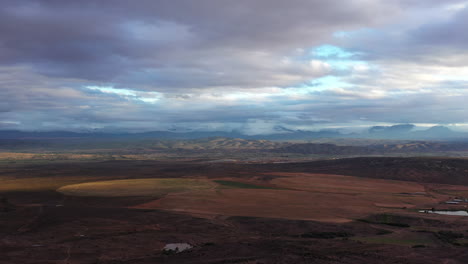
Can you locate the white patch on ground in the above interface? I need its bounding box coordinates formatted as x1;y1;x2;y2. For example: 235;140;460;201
163;243;192;253
419;210;468;216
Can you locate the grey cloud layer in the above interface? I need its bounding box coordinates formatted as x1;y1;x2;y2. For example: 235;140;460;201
1;0;468;133
0;0;399;89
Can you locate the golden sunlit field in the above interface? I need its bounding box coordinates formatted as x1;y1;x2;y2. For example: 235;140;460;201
0;176;109;192
57;178;217;197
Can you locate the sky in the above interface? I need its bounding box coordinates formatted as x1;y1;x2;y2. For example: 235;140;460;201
1;0;468;134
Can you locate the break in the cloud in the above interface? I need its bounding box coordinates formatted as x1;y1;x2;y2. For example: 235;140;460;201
1;0;468;134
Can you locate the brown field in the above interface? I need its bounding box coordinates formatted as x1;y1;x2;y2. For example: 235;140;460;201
135;173;463;222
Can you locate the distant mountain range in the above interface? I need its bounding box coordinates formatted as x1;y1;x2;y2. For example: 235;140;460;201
272;141;468;155
2;135;468;155
0;124;467;141
366;124;466;140
0;129;346;140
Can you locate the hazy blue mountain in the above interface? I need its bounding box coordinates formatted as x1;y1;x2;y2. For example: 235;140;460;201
369;124;415;135
0;125;467;141
367;125;465;140
0;129;348;140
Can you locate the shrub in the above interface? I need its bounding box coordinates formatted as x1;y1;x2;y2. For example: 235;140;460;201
300;231;353;239
436;231;464;244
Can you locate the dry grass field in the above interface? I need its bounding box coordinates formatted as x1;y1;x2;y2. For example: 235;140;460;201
0;176;110;192
57;178;216;197
0;152;100;160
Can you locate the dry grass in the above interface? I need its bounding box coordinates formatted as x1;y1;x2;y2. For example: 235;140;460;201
0;176;107;192
57;178;216;197
0;152;99;160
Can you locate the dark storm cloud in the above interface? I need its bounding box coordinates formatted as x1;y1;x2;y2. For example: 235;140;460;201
0;0;398;89
339;1;468;64
411;7;468;50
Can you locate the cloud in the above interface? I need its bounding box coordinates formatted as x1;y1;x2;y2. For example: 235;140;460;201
0;0;402;90
1;1;468;133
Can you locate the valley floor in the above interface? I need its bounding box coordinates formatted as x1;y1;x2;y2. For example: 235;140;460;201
1;158;468;263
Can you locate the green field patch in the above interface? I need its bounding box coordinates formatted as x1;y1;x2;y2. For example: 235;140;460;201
214;180;279;190
58;178;216;197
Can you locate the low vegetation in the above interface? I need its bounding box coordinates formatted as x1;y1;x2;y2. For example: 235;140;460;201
352;237;430;247
300;231;353;239
214;180;279;189
435;231;464;244
357;214;411;228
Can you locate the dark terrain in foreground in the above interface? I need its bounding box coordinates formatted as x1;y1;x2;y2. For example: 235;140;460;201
1;157;468;263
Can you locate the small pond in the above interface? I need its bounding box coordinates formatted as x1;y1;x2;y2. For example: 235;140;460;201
419;210;468;216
